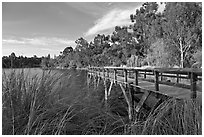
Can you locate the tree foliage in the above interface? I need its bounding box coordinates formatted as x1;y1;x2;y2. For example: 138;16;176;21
55;2;201;68
162;2;202;67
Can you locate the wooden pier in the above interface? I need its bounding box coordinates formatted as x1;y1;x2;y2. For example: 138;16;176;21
87;66;202;120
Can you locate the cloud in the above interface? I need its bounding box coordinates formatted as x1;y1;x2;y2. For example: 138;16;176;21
3;37;75;47
2;36;76;57
85;3;165;37
85;7;138;36
2;39;26;44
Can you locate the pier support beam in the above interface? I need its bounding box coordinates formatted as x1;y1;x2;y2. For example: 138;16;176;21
160;73;163;81
103;69;105;79
176;73;179;83
119;83;132;121
134;70;139;85
190;72;197;99
104;79;108;108
114;69;117;84
129;82;135;118
124;69;128;89
97;76;101;88
155;71;159;91
135;91;151;112
108;80;113;96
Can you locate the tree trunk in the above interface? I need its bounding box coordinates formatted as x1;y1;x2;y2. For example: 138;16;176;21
181;52;184;68
179;37;184;68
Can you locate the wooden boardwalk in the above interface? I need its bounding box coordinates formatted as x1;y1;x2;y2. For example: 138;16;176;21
97;71;201;100
88;67;202;98
87;67;202;120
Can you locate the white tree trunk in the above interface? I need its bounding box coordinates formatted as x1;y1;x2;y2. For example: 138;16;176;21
179;37;184;68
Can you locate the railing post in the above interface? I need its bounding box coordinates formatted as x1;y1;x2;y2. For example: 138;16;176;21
107;69;109;78
144;71;146;79
160;73;163;81
129;82;134;119
176;73;179;83
134;69;138;85
114;69;117;84
155;71;159;91
124;69;128;89
103;69;105;79
190;72;197;99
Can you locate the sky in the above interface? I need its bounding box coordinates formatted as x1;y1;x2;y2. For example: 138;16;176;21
2;2;165;57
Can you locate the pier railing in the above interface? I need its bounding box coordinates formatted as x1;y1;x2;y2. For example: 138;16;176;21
88;66;202;99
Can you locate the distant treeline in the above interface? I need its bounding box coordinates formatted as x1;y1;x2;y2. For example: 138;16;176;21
2;53;42;68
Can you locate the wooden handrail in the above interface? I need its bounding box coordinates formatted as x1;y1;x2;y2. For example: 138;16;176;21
88;66;202;76
88;66;202;100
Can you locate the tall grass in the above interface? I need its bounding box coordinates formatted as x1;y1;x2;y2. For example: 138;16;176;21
2;69;202;135
130;98;202;135
2;69;126;135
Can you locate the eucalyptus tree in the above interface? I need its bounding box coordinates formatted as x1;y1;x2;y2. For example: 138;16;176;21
130;2;160;55
74;37;91;67
162;2;202;68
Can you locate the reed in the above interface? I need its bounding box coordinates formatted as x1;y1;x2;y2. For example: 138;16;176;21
130;98;202;135
2;69;202;135
2;69;125;135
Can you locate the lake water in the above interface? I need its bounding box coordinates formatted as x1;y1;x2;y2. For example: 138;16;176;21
2;68;89;103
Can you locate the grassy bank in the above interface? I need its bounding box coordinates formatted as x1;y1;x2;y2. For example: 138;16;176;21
2;69;202;135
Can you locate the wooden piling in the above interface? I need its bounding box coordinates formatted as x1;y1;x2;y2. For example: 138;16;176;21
134;70;138;85
87;72;90;87
103;69;105;79
108;80;113;96
119;84;132;121
155;71;159;91
135;90;151;112
160;73;163;81
124;69;128;89
107;69;109;78
94;74;97;89
129;82;135;117
190;72;197;99
176;73;179;83
97;76;101;87
114;69;117;84
104;79;108;107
